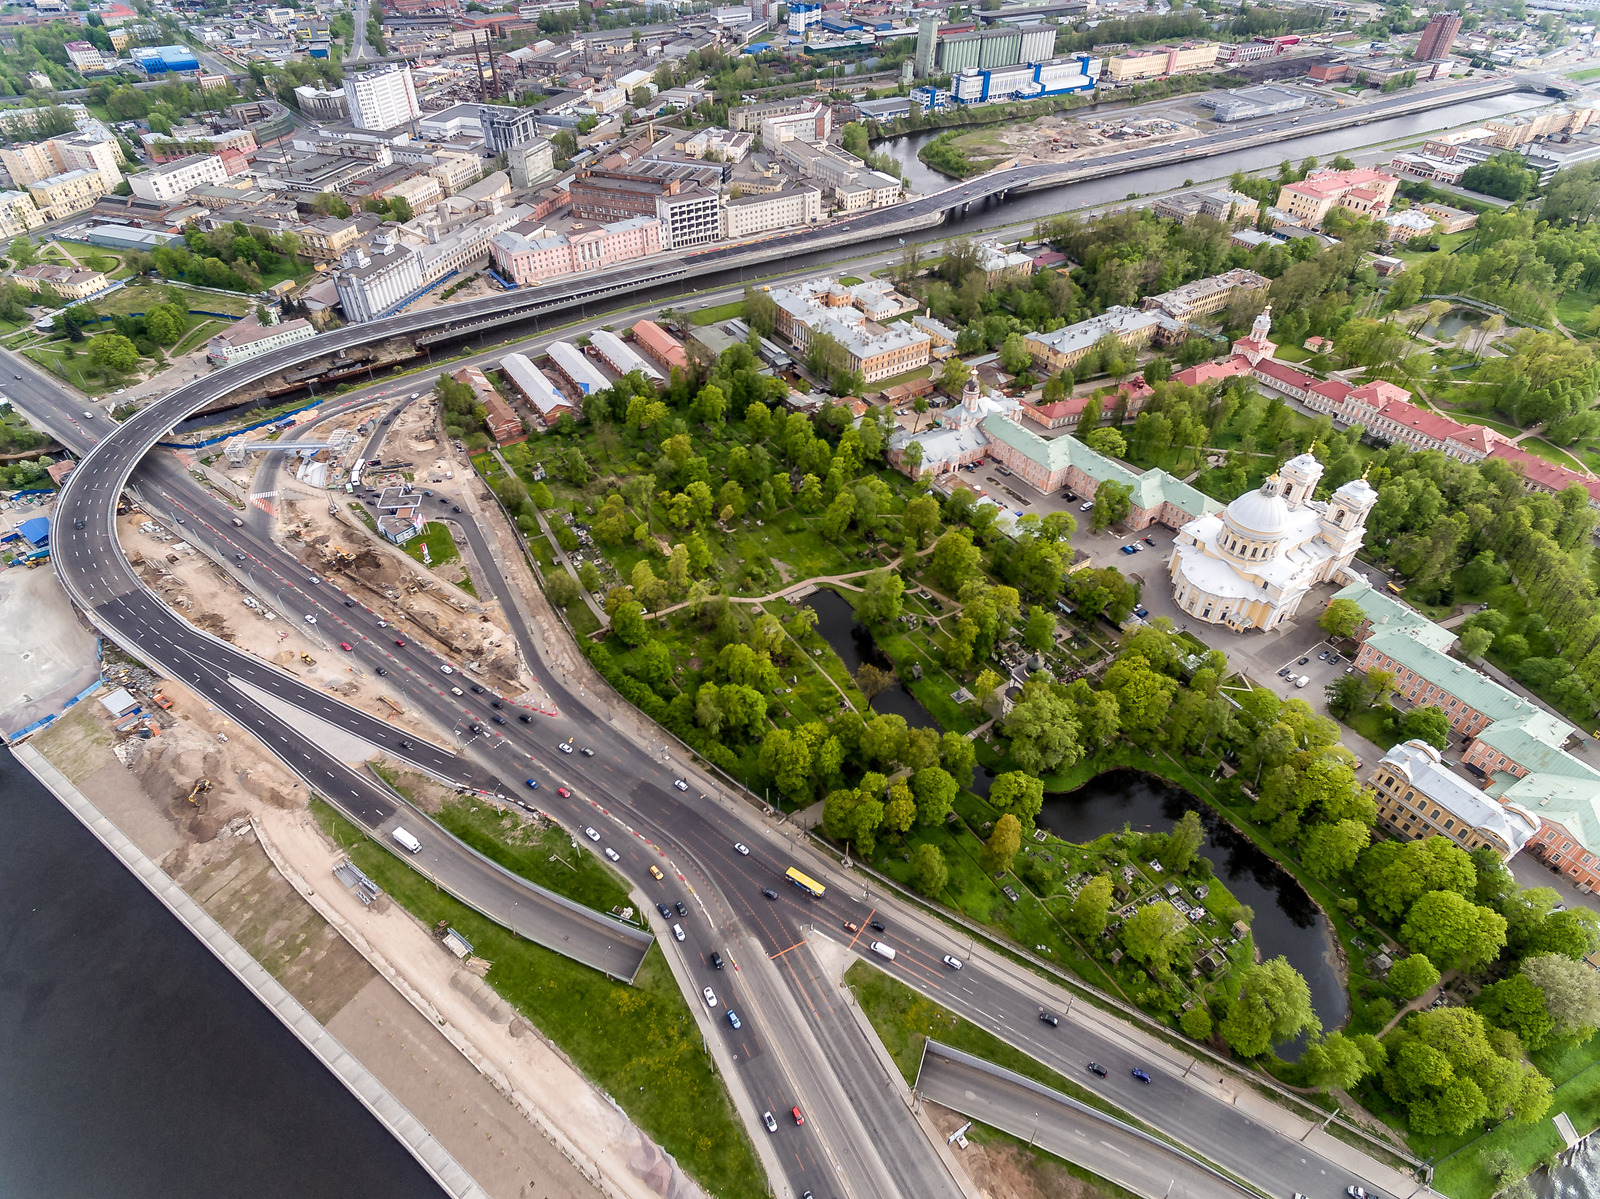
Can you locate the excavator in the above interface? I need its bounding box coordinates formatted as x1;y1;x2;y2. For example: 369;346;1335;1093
184;778;212;808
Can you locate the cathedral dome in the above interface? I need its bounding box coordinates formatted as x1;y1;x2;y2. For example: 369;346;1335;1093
1225;478;1291;538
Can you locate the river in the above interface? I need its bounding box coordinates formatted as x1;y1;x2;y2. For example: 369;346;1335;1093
1037;769;1345;1056
0;752;443;1199
804;587;942;730
875;91;1552;217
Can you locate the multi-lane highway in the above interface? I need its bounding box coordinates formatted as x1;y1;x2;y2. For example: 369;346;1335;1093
17;267;1426;1199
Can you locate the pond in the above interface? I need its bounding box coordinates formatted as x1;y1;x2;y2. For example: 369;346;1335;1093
1424;309;1484;343
804;587;940;731
1038;768;1346;1057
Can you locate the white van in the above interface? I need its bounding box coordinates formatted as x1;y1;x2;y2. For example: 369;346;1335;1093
392;827;422;854
1295;675;1311;689
869;941;897;961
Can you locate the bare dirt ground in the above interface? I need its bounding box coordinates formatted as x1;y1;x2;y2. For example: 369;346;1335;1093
926;1102;1116;1199
408;271;500;314
986;112;1195;164
28;685;615;1199
117;513;447;744
0;552;100;738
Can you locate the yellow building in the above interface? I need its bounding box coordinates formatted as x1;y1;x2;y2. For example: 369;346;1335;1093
0;190;44;236
1105;42;1218;82
0;141;57;189
26;168;107;220
13;263;107;299
383;172;443;215
1274;166;1399;229
1486;103;1597;148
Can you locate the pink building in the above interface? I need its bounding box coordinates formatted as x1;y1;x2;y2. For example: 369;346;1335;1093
490;215;661;286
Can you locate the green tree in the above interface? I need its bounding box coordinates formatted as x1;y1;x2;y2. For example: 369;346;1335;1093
909;843;949;897
1303;1031;1382;1091
1090;481;1131;532
999;331;1033;376
1083;426;1126;458
1023;605;1056;654
1359;836;1477;921
1158;810;1204;874
1121;902;1190;978
911;766;958;827
1388;953;1440;1000
1180;1006;1214;1041
988;770;1045;830
1318;597;1365;640
1460;626;1494;661
1523;953;1600;1040
982;812;1023;874
759;727;814;802
929;529;982;592
87;332;140;374
1384;1007;1552;1135
1478;974;1554;1050
1067;874;1114;938
1400;890;1508;970
941;731;976;789
901;495;941;547
1302;819;1370;881
611;600;648;647
857;569;905;627
1001;684;1081;776
1221;957;1320;1057
1400;705;1451;750
545;571;581;610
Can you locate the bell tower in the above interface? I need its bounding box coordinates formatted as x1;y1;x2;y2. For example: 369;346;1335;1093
1279;452;1323;510
1320;476;1380;563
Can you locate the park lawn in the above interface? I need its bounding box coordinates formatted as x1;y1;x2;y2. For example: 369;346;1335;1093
689;300;745;326
171;317;226;358
1271;343;1311;363
1567;65;1600;80
311;797;768;1199
404;520;462;568
1343;705;1400;751
23;343;103;393
1555;289;1597;335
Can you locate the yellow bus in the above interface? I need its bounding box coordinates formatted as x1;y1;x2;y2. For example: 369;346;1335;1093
785;866;826;899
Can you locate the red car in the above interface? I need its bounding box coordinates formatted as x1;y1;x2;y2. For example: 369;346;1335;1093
843;921;859;934
339;642;352;651
394;638;406;647
557;786;571;797
791;1107;804;1126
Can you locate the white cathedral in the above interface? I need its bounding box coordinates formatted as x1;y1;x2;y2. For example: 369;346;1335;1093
1167;453;1378;633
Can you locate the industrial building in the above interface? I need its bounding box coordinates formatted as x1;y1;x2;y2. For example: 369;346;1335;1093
1200;85;1308;123
589;329;663;383
546;341;611;395
1105;42;1218;82
949;56;1098;104
498;352;574;428
130;45;199;74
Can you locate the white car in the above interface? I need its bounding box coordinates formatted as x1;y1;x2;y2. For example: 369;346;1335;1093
702;986;718;1008
672;923;685;941
308;575;320;585
82;410;94;419
304;614;316;624
557;742;573;754
942;954;964;970
762;1111;778;1133
378;620;388;628
1080;500;1094;511
583;826;600;842
673;778;688;792
604;847;620;862
734;842;749;856
440;664;454;674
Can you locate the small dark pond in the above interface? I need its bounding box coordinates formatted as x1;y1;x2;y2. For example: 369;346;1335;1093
804;587;940;730
1039;769;1347;1057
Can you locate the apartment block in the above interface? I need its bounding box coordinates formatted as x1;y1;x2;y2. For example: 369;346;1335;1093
1141;268;1269;324
722;184;821;238
770;275;930;383
52;134;123;191
1023;306;1173;373
490;215;661;285
129;154;228;203
507;138;555;189
656;189;720;250
0;189;44;236
346;65;420;132
26;168;108;220
0;141;57;188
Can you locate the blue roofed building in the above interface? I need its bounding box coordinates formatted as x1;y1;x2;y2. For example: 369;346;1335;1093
17;515;49;549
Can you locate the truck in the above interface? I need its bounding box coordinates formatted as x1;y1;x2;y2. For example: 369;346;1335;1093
152;693;173;710
392;827;422;854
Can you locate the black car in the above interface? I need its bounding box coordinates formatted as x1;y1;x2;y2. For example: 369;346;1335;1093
657;903;673;918
762;888;778;900
710;951;723;970
73;518;85;529
344;599;355;607
675;901;688;917
1298;656;1309;665
869;921;885;932
452;506;461;513
1131;1068;1152;1084
491;699;503;708
1087;1062;1108;1078
1039;1011;1060;1027
471;684;484;694
376;667;388;676
579;746;595;757
518;713;532;723
493;715;506;725
399;738;413;750
1278;667;1291;677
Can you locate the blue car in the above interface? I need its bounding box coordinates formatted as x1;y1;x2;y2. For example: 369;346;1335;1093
727;1009;742;1030
1120;545;1138;555
525;778;539;789
1131;1068;1151;1084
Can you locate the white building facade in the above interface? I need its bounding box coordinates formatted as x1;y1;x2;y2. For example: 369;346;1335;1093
1167;453;1379;632
129;153;227;202
346;65;421;132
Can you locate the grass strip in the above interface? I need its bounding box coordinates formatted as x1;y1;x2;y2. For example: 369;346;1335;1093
310;796;767;1199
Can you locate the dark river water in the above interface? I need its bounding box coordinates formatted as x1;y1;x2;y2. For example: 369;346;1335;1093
876;91;1551;212
805;587;941;730
0;752;443;1199
1039;768;1346;1056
